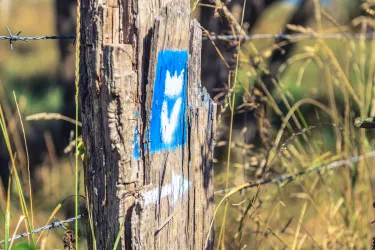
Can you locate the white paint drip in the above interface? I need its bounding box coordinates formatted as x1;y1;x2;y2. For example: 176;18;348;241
161;69;185;144
143;172;190;207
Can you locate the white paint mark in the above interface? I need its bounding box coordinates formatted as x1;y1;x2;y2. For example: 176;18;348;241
164;69;184;97
161;69;185;144
161;98;182;144
143;172;190;207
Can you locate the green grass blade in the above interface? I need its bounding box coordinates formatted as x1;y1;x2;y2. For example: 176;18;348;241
11;242;35;250
4;176;11;250
0;206;5;227
36;204;62;244
113;215;127;250
0;104;35;247
86;187;97;250
13;92;34;231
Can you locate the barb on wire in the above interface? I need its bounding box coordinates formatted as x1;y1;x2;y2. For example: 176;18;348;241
0;27;76;49
0;214;85;244
214;151;375;195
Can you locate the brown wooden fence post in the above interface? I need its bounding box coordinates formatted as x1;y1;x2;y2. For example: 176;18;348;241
79;0;216;249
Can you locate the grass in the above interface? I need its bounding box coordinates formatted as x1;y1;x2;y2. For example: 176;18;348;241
0;94;35;248
0;2;87;248
210;0;375;249
1;0;375;249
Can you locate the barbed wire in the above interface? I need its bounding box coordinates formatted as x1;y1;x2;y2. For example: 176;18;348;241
2;27;375;49
202;32;375;41
0;27;76;49
214;150;375;195
0;214;85;244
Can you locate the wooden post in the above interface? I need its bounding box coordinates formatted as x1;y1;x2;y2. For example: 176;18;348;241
79;0;216;249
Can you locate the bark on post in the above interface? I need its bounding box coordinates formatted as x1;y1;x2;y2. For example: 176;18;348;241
79;0;216;249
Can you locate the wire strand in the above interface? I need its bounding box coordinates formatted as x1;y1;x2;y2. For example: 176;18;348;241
202;32;375;41
2;27;375;49
0;214;85;245
214;151;375;195
0;27;76;49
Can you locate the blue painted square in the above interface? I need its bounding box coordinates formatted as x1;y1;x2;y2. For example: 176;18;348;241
149;50;188;153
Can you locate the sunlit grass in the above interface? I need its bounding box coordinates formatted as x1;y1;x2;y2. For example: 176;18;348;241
211;0;375;249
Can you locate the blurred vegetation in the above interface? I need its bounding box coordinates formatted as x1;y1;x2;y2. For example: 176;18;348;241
0;0;85;249
210;0;375;249
0;0;63;115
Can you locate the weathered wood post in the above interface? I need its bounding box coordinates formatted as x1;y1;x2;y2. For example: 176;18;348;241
79;0;216;249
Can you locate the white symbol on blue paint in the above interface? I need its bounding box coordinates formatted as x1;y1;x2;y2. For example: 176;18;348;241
132;50;188;157
161;69;184;144
149;50;188;152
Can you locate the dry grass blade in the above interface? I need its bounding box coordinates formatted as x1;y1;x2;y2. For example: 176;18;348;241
257;214;288;248
36;204;62;244
212;0;246;37
64;136;82;154
291;202;308;250
26;113;82;126
199;25;230;69
8;215;26;249
274;98;333;148
74;1;81;248
205;183;251;248
286;24;315;34
13;92;34;231
215;0;248;247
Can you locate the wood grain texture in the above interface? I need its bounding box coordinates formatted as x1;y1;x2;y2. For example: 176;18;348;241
79;0;215;249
